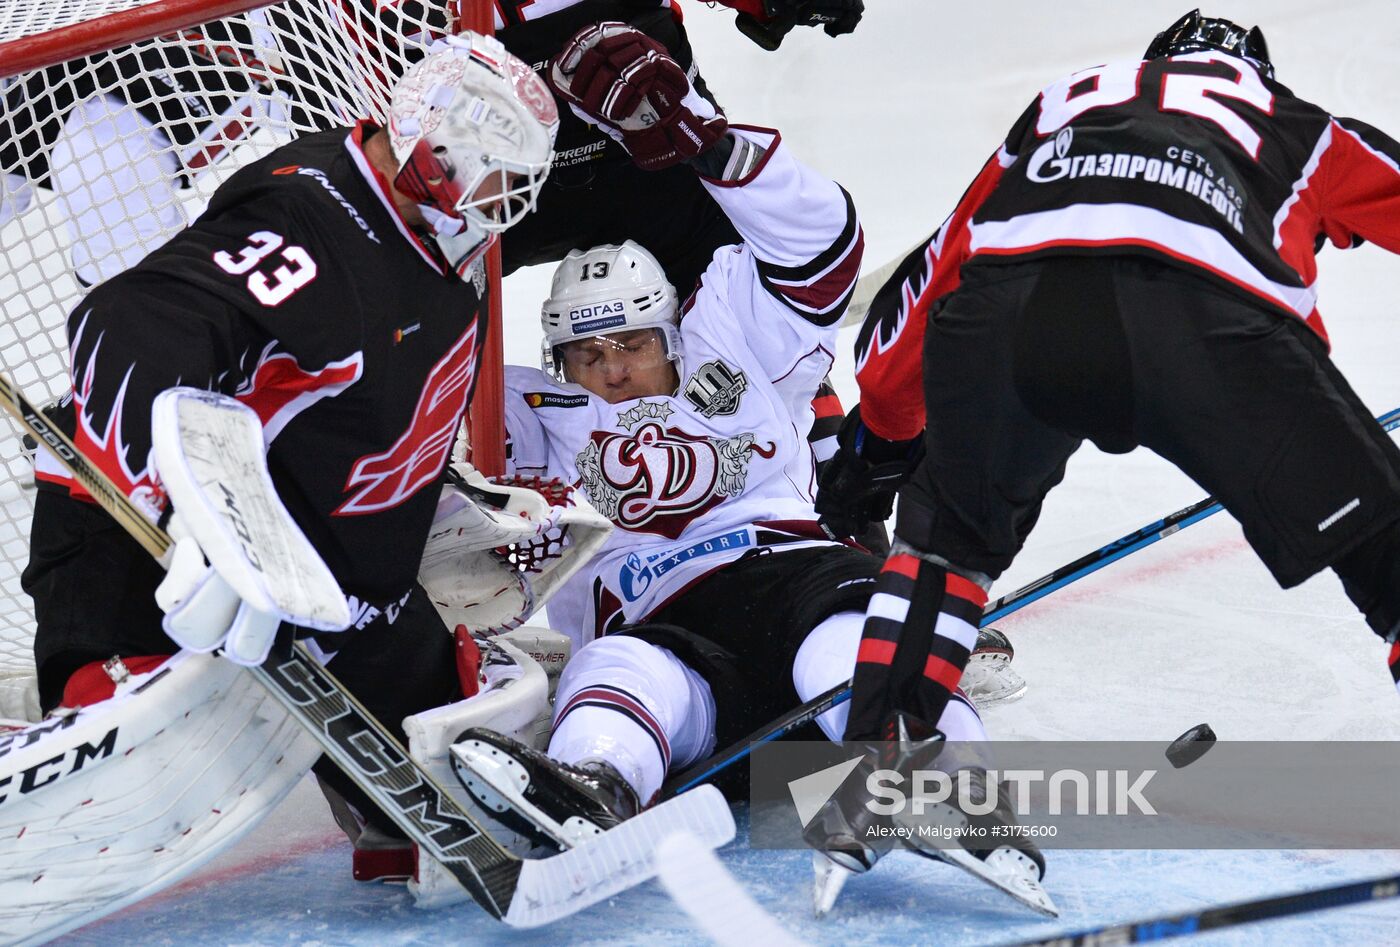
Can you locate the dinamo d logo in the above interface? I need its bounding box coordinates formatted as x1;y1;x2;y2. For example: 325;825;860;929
576;400;775;539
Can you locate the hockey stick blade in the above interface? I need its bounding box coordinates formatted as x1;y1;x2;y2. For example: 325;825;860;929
663;406;1400;798
507;785;736;928
1000;871;1400;946
657;829;805;946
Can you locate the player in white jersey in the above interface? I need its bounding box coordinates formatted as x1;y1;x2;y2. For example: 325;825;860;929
448;19;1052;918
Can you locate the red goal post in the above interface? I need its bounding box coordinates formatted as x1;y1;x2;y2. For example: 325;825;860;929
0;0;501;719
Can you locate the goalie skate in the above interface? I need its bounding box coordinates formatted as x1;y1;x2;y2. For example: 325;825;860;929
960;627;1027;706
0;652;319;945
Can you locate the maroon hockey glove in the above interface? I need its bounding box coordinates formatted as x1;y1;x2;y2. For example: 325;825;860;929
549;22;727;171
815;405;924;541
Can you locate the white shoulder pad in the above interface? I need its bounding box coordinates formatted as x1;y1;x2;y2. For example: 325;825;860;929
151;388;350;631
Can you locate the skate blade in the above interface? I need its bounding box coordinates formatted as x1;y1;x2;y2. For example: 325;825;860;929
908;842;1059;917
811;851;854;918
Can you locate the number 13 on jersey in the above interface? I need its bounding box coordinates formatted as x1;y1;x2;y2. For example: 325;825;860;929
213;231;318;306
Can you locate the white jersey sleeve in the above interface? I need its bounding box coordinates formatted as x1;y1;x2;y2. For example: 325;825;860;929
691;126;863;384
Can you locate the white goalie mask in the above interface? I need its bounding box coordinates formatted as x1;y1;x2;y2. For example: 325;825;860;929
388;33;558;247
540;240;683;383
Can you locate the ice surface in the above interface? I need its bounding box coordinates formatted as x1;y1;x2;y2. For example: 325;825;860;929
46;1;1400;943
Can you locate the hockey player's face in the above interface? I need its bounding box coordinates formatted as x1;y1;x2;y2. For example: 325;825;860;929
561;329;679;403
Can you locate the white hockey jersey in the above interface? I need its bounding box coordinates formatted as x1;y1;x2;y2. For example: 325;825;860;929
504;127;863;646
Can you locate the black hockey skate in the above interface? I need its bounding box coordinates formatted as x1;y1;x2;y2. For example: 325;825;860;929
449;727;640;852
802;713;945;915
896;764;1058;917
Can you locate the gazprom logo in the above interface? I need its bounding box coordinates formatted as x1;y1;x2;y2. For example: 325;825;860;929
1026;126;1074;183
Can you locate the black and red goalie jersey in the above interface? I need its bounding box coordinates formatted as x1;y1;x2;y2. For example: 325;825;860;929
39;122;487;624
855;52;1400;441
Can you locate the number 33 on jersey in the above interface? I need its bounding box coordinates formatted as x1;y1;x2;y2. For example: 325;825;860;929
212;230;318;306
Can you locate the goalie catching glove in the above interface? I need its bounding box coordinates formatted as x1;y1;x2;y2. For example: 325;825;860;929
815;405;924;541
150;389;351;665
548;22;727;171
420;464;612;636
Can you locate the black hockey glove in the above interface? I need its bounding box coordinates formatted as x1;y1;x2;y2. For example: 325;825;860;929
735;0;864;50
814;405;923;541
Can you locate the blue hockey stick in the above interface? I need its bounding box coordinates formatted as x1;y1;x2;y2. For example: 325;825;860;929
1003;870;1400;945
661;406;1400;798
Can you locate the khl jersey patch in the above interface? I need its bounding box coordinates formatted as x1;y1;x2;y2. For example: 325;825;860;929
683;359;748;418
575;398;776;540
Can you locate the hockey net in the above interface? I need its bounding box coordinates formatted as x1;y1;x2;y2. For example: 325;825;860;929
0;0;496;719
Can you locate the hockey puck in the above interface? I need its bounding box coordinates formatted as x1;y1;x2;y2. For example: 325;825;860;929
1165;723;1216;768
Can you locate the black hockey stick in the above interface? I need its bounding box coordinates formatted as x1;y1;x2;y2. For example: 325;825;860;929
0;373;732;928
662;405;1400;798
1003;871;1400;946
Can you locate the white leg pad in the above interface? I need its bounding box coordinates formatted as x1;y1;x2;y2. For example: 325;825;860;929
0;653;319;944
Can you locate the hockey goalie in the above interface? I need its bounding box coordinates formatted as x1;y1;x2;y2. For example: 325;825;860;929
0;392;610;943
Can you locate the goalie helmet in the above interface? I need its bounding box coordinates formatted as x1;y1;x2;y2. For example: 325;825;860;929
540;240;683;383
1144;9;1274;78
388;33;559;237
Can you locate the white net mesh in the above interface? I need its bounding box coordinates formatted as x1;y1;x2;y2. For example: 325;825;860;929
0;0;475;716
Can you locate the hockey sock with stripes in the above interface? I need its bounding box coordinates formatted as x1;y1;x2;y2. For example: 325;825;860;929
843;551;987;742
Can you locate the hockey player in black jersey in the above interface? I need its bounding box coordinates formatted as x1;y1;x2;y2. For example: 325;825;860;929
817;6;1400;869
21;30;558;850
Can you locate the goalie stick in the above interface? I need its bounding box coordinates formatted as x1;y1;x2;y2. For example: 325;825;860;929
0;372;734;928
658;830;806;947
1003;870;1400;946
661;405;1400;798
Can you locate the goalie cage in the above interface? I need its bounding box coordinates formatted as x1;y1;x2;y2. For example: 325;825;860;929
0;0;504;723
